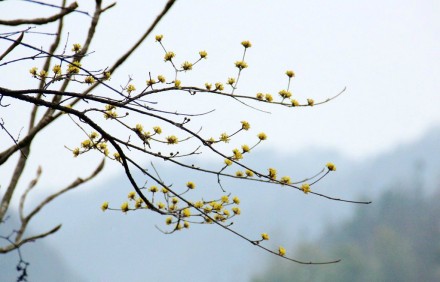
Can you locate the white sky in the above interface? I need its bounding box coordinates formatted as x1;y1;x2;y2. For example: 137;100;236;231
1;0;439;190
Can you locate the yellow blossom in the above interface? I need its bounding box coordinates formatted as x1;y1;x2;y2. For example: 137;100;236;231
181;61;193;71
29;67;38;76
101;201;109;211
135;198;143;208
257;132;267;141
135;124;143;133
205;83;212;90
279;246;286;256
280;176;291;185
72;43;81;53
165;216;172;225
241;120;250;130
215;82;224;91
223;209;230;217
81;139;92;148
232;148;243;160
261;233;269;240
241;40;252;48
174;80;181;88
155;34;163;42
212;202;222;211
127;191;136;200
127;84;136;94
171;197;179;205
286;70;295;78
227;77;236;85
221;195;229;203
301;183;311;194
157;75;166;83
121;202;129;213
199;50;208;58
161;187;168;194
236;171;244;177
38;70;47;78
268;168;277;180
186;181;196;189
103;71;111;80
194;201;204;208
220;132;230;143
224;158;233;166
232;206;241;215
278;89;292;99
90;131;99;139
113;152;121;162
184;221;190;228
67;61;81;74
241;144;250;153
149;185;158;193
52;64;61;75
232;196;240;204
72;147;80;157
157;202;165;209
85;76;95;84
256;92;264;100
182;208;191;217
164;51;175;61
166;135;178;144
245;169;254;177
307;98;315;106
235;60;248;69
146;78;156;86
291;99;299;107
265;94;273;102
153;126;162;134
326;162;336;171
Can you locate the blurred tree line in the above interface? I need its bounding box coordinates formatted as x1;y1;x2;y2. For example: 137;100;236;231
253;184;440;282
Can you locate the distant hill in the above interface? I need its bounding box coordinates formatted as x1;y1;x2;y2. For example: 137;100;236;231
1;126;439;282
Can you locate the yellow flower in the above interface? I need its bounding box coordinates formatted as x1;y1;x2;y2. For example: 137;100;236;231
257;132;267;141
103;71;111;80
67;61;81;74
166;135;178;144
164;51;175;61
161;187;168;194
245;169;254;177
165;216;172;225
232;207;241;215
52;64;61;75
241;121;250;130
261;233;269;240
146;78;156;86
307;98;315;106
215;82;224;91
135;198;143;208
184;221;190;228
113;152;121;162
172;197;179;204
236;170;244;177
157;75;166;83
181;61;193;71
127;191;136;200
38;70;47;78
278;90;292;99
212;202;222;211
199;50;208;59
280;176;291;185
265;94;273;102
291;99;299;107
301;183;311;194
232;148;243;160
268;168;277;180
89;131;99;139
72;43;81;53
205;83;212;90
97;142;106;150
157;202;165;209
256;92;264;100
326;162;336;171
29;67;38;76
220;132;230;143
85;76;95;84
182;208;191;217
186;181;196;189
155;34;163;42
223;209;230;217
235;60;248;69
224;158;233;166
153;126;162;134
149;186;158;193
121;202;129;213
227;77;236;85
221;195;229;203
72;147;80;157
81;139;92;148
241;40;252;48
241;144;250;153
174;80;181;88
127;84;136;94
101;202;109;211
278;246;286;256
232;196;240;204
194;201;204;208
285;70;295;78
135;124;143;133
